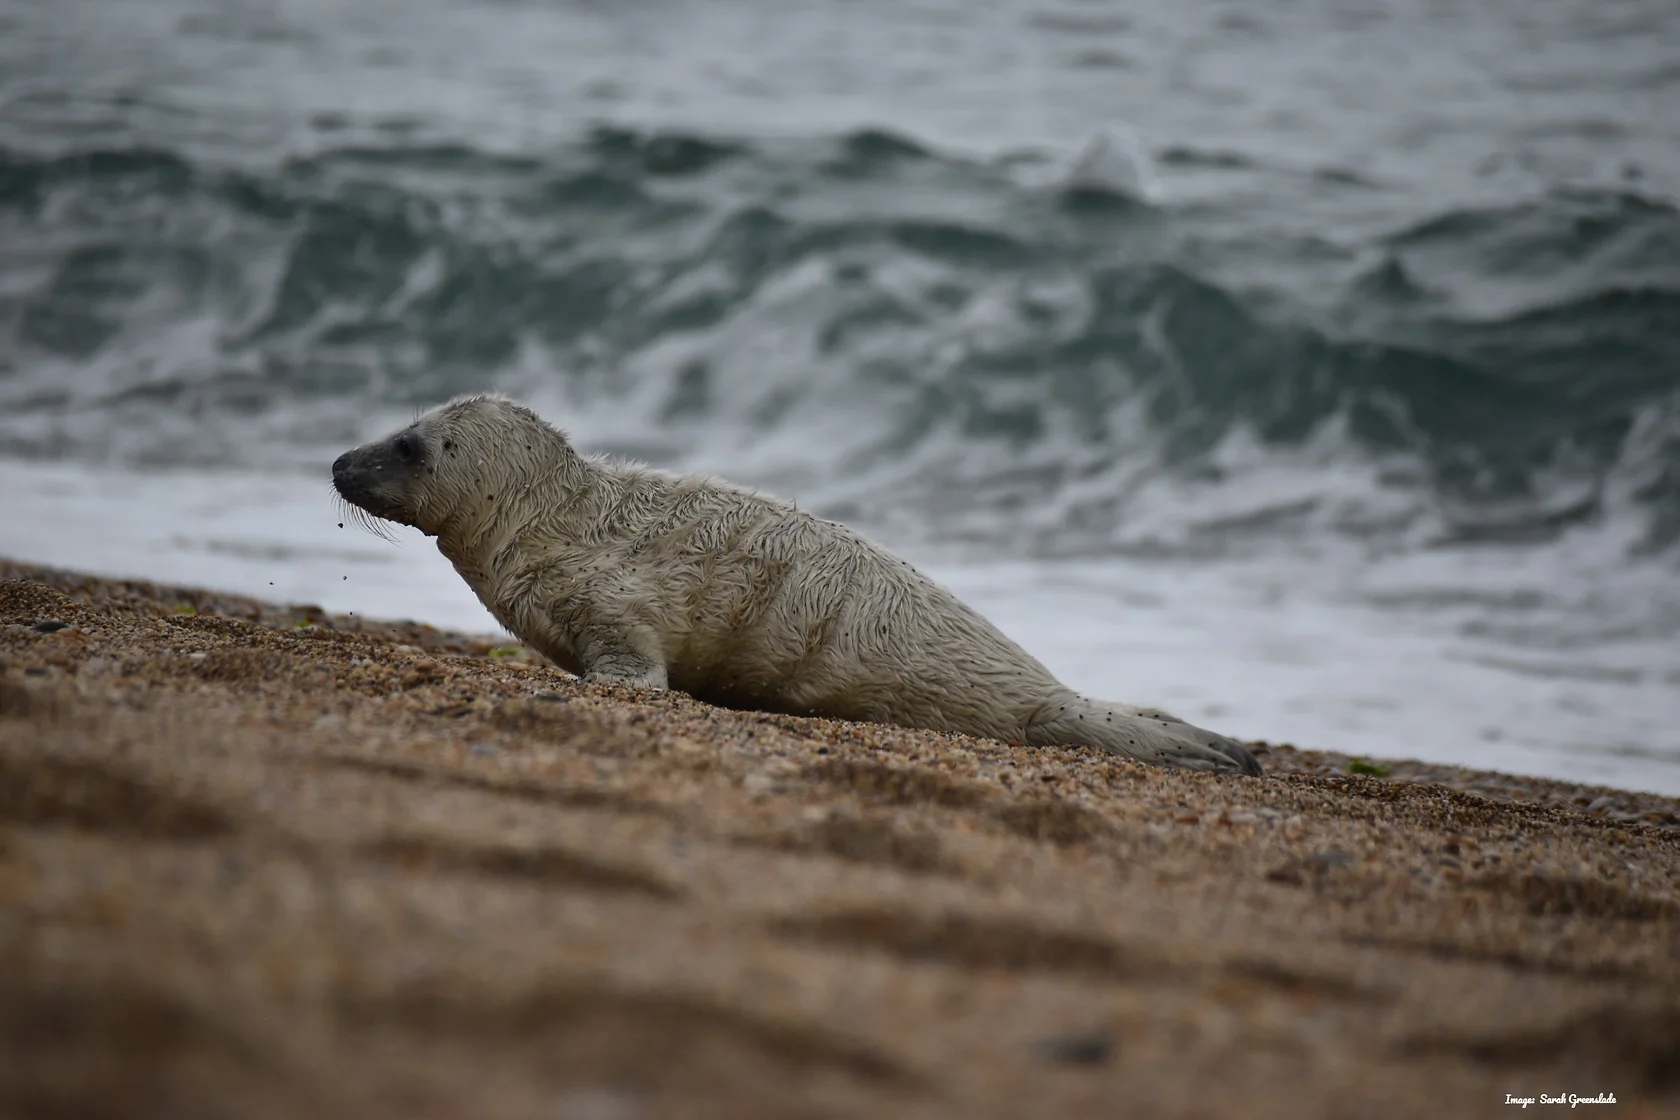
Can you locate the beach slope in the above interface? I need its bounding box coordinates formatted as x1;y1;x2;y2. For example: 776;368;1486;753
1;559;1676;1118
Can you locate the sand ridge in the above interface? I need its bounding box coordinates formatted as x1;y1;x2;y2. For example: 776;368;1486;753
1;559;1677;1118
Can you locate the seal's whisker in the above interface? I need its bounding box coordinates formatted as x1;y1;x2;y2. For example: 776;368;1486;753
334;491;398;543
359;507;398;544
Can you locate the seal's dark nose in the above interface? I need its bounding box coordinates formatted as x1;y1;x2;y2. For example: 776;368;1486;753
332;451;352;476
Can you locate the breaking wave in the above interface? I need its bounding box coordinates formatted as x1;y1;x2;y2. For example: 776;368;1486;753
2;129;1677;559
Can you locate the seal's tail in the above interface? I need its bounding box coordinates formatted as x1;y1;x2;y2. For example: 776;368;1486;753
1025;693;1264;776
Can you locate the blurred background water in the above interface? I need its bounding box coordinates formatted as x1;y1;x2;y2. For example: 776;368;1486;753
2;0;1678;791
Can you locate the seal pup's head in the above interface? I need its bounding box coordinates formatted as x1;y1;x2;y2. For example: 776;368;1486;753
332;393;579;540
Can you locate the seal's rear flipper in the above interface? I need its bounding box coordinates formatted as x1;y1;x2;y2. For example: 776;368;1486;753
1026;694;1264;777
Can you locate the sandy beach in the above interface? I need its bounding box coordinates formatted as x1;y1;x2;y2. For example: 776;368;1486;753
2;556;1676;1119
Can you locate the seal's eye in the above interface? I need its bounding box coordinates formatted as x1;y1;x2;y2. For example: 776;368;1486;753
394;435;417;462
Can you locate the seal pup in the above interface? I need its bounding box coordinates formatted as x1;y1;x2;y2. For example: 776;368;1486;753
332;395;1262;776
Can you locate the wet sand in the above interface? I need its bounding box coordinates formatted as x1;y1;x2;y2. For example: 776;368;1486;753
2;557;1676;1119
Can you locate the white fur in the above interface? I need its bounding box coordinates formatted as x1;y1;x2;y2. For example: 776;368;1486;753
340;395;1262;775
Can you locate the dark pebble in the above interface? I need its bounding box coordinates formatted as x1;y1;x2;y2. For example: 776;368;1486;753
32;619;71;633
1308;850;1354;869
1036;1033;1114;1065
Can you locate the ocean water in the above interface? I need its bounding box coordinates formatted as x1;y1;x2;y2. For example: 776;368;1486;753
2;0;1678;792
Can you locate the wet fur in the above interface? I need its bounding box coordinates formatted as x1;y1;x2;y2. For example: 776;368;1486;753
331;395;1262;775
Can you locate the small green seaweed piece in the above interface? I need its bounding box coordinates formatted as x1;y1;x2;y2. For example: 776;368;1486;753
294;618;315;628
488;645;523;659
173;604;198;615
1348;760;1390;778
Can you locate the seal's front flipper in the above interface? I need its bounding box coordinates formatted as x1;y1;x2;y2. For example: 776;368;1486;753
583;664;668;690
576;628;669;691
